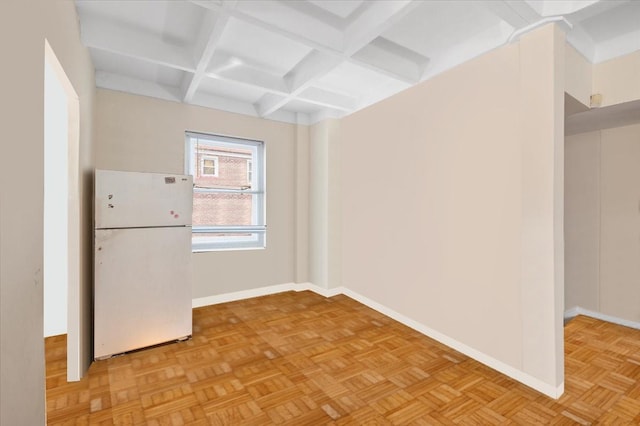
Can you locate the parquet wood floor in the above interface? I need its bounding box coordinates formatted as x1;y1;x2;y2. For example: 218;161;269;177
46;291;640;425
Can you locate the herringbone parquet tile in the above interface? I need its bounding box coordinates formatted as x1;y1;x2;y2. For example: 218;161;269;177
46;291;640;424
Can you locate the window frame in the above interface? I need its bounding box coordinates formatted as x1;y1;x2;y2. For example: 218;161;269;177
199;155;219;177
185;131;266;252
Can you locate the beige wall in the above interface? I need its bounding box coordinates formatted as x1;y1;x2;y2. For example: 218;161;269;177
565;131;600;311
295;121;310;283
0;0;95;424
565;48;640;323
593;51;640;108
519;24;565;388
339;25;564;393
309;119;342;288
1;4;635;422
95;89;304;296
567;123;640;322
600;124;640;321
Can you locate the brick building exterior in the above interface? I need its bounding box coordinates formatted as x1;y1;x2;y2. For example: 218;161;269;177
192;145;253;227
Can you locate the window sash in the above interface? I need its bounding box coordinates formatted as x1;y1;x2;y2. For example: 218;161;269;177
193;187;263;195
191;227;266;252
185;131;265;251
200;156;218;176
192;226;266;233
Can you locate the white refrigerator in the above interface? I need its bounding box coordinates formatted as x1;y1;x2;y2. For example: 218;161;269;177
94;169;193;360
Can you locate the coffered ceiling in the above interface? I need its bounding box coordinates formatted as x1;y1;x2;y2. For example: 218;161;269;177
75;0;640;124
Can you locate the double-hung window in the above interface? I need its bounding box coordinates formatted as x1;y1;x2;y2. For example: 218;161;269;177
200;155;218;176
185;131;265;251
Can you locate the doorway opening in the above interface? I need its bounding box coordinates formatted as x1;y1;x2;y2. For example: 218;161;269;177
44;40;82;381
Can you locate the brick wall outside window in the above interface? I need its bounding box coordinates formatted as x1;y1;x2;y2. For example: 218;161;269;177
192;146;253;226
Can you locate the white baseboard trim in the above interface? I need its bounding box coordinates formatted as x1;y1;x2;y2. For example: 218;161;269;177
192;282;345;308
339;287;563;399
192;283;298;308
565;306;640;330
192;282;564;399
295;282;344;298
564;306;580;320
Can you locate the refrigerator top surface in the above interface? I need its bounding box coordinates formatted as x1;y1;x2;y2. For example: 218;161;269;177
95;169;193;229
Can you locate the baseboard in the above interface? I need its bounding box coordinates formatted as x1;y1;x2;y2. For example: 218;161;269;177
191;282;344;308
192;282;564;399
192;283;299;308
564;306;580;320
565;306;640;330
295;282;344;298
340;287;564;399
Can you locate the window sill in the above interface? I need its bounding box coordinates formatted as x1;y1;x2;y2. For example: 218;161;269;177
192;246;266;253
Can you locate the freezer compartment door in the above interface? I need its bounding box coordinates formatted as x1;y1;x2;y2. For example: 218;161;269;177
94;227;192;359
95;169;193;229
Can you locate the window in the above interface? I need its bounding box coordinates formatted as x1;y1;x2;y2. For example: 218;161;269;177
185;131;265;251
200;155;218;176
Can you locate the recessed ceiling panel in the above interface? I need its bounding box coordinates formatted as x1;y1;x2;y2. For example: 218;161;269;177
76;1;204;47
89;49;184;87
382;1;504;58
76;0;640;124
198;76;267;104
281;99;323;114
217;17;312;77
235;0;344;50
315;62;410;108
306;0;364;19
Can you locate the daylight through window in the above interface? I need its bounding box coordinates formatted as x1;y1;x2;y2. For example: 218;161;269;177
185;132;265;251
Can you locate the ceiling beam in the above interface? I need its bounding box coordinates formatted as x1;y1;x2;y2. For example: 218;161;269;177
480;0;530;28
80;15;194;72
192;0;344;51
567;0;630;22
237;0;345;51
95;71;182;102
254;0;424;118
182;1;236;102
256;93;287;118
351;37;428;84
299;87;357;112
208;66;289;95
286;50;343;93
230;7;339;54
189;0;222;11
342;0;423;56
347;57;418;85
192;0;420;86
503;0;542;24
256;50;343;117
277;0;345;31
191;91;261;117
201;66;357;113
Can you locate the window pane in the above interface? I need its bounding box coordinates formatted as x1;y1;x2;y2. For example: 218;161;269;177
193;192;257;226
201;158;216;176
192;232;264;251
193;143;252;189
186;132;264;251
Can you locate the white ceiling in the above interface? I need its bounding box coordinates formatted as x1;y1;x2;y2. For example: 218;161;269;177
75;0;640;125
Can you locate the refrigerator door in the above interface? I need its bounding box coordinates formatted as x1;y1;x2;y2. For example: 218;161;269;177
95;169;193;229
94;226;192;359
